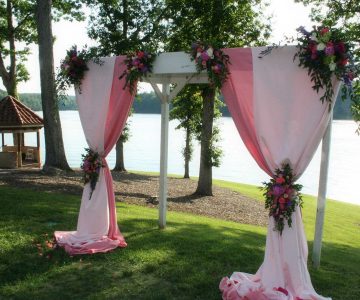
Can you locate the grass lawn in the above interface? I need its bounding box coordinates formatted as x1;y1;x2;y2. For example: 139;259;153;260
0;182;359;300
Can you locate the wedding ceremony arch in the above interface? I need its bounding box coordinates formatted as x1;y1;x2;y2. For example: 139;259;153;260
54;45;340;300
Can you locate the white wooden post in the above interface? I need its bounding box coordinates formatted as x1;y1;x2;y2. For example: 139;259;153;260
312;114;333;268
159;82;170;229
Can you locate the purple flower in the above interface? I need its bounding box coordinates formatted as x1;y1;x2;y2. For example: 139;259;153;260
132;58;140;66
272;185;285;196
201;52;210;61
325;42;335;56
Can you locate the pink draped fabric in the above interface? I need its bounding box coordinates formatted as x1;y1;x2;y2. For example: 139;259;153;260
220;47;339;300
55;56;135;254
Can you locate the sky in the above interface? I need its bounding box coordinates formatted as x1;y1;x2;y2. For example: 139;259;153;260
1;0;314;94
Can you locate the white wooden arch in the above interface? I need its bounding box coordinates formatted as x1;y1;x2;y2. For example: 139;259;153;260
140;51;332;267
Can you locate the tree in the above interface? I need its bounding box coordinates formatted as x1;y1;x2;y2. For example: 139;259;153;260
296;0;360;131
114;115;131;171
165;0;271;195
0;0;84;98
1;0;83;171
85;0;170;171
170;85;202;178
0;0;34;97
35;0;70;171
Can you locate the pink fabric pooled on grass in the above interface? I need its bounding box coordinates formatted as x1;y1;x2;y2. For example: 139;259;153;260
55;56;134;254
220;47;339;299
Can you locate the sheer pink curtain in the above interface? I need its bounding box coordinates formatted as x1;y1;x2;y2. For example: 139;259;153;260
55;56;135;255
220;47;339;300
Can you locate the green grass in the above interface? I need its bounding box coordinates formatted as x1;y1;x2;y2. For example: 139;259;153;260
0;183;359;300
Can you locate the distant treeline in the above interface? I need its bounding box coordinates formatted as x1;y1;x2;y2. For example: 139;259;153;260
0;89;353;120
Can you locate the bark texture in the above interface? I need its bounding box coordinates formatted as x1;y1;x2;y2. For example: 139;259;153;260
113;138;127;172
36;0;70;171
195;87;215;196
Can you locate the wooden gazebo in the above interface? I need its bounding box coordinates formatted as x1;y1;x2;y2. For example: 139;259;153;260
0;95;43;168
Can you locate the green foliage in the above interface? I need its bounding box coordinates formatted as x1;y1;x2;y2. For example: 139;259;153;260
85;0;170;152
170;86;203;166
164;0;271;51
86;0;169;56
0;184;359;299
170;86;203;134
190;42;230;89
208;125;223;167
119;50;156;94
262;164;303;234
132;92;161;114
81;148;104;200
295;0;360;132
295;26;358;105
0;0;85;94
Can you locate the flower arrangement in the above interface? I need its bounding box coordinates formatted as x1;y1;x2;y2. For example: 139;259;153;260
190;42;230;88
80;148;104;200
119;50;155;94
295;26;358;105
262;163;303;234
57;45;90;93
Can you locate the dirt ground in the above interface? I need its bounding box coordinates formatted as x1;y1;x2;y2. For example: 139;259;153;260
0;169;268;227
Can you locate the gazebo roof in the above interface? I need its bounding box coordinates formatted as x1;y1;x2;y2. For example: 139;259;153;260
0;95;43;131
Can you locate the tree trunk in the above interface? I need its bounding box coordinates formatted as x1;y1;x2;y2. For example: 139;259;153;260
195;87;215;196
36;0;70;171
184;126;191;179
0;0;18;99
114;0;129;171
113;138;127;172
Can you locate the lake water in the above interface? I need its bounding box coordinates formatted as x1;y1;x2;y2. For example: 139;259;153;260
7;111;360;205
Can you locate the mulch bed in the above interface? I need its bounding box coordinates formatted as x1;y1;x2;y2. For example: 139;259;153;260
0;169;268;227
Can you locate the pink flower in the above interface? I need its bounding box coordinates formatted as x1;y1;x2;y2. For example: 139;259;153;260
338;58;348;66
279;197;286;204
132;59;140;66
276;176;285;184
137;51;145;59
320;27;329;36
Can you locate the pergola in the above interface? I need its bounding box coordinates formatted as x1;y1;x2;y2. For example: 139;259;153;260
53;45;342;299
0;95;43;169
142;51;335;267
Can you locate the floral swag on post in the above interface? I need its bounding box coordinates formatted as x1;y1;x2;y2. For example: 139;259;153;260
57;46;91;94
190;42;230;88
81;148;104;200
119;50;155;94
295;25;358;106
262;163;303;234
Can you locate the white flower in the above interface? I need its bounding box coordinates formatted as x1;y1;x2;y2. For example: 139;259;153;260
310;32;318;42
207;47;214;58
329;62;336;71
196;52;201;58
317;43;326;51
